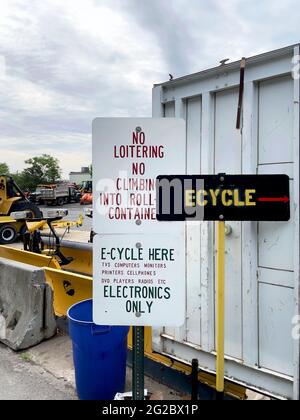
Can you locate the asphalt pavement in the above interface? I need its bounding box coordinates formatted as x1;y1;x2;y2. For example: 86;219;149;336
0;335;186;400
0;343;76;400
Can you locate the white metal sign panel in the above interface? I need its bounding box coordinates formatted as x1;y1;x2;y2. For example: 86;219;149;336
92;118;185;235
92;117;186;326
93;234;185;326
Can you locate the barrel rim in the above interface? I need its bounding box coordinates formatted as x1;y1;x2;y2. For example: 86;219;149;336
67;298;94;325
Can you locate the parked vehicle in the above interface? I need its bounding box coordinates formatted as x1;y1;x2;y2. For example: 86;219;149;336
82;180;92;193
80;193;93;205
29;185;48;204
40;184;81;206
80;180;93;205
0;175;42;244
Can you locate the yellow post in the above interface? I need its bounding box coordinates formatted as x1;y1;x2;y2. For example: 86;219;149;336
216;220;225;399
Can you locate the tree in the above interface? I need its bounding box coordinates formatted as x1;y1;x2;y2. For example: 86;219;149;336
0;162;9;175
24;154;61;183
12;171;37;192
14;154;62;191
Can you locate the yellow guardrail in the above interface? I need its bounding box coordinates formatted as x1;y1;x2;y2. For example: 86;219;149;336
60;243;93;276
44;268;92;317
0;245;61;269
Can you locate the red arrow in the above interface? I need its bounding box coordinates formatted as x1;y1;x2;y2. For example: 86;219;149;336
257;196;289;203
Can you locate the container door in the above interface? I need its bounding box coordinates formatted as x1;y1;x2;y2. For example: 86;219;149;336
256;76;295;376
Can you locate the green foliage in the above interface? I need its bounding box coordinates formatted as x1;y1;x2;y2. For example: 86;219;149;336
12;155;62;192
0;162;9;175
12;171;37;192
20;352;32;363
24;154;62;183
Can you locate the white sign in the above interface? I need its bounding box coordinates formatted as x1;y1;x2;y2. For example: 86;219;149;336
92;118;185;234
92;118;186;326
93;234;185;326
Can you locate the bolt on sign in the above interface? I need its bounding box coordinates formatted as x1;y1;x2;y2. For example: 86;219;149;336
92;118;186;326
156;174;290;221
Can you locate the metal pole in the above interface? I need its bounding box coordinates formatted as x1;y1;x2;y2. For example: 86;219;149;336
216;221;225;400
191;358;199;400
132;326;144;400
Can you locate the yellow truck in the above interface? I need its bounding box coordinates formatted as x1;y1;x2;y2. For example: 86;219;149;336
0;175;42;244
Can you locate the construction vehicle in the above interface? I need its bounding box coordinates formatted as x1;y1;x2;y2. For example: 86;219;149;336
29;184;51;204
80;180;93;205
80;192;93;205
22;209;75;266
39;183;81;206
0;175;43;244
82;180;92;193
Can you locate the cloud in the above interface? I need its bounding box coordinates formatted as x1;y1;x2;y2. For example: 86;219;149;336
0;0;300;176
0;0;168;176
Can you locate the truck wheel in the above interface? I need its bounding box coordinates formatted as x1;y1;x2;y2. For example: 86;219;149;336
0;224;17;245
56;198;64;206
10;201;43;219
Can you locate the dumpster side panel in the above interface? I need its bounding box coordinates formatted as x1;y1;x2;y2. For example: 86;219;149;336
152;45;300;399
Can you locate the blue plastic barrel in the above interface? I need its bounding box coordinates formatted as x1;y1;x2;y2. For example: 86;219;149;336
67;299;129;400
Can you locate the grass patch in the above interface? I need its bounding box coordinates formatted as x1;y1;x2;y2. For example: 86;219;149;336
20;352;32;362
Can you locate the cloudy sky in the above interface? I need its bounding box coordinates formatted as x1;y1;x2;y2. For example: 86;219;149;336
0;0;299;177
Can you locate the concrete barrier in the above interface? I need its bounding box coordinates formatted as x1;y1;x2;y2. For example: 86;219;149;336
0;257;56;350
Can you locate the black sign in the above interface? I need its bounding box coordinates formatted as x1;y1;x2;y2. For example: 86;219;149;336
156;174;290;221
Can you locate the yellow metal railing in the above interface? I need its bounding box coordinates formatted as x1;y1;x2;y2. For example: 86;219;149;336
0;246;60;269
44;267;92;317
